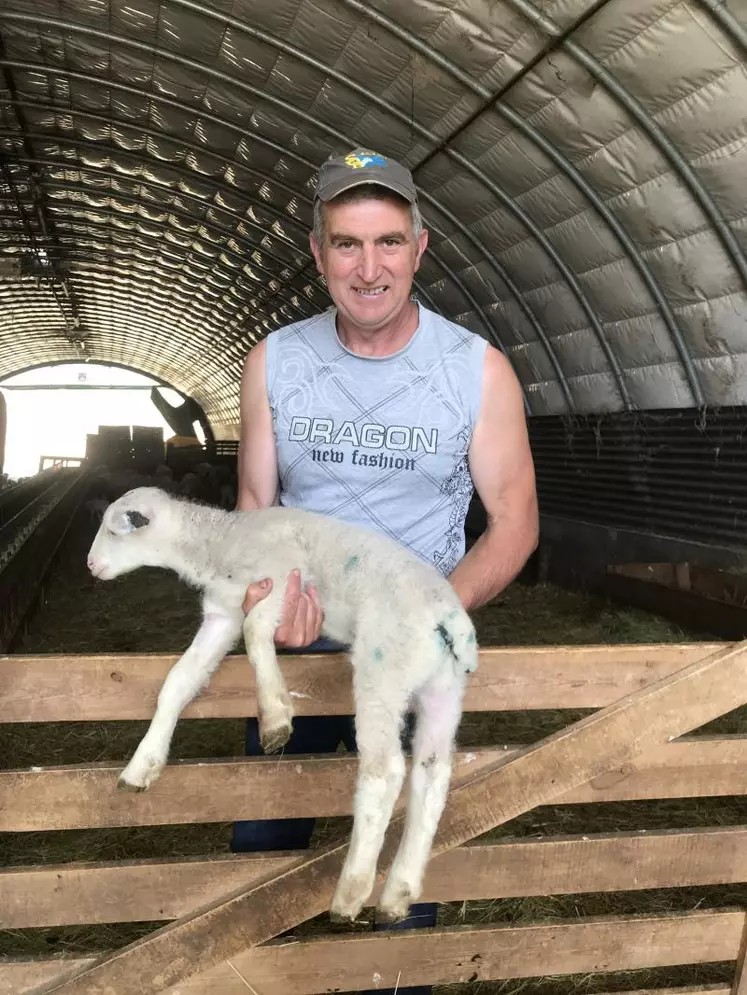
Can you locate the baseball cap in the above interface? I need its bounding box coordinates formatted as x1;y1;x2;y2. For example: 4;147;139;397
314;148;418;204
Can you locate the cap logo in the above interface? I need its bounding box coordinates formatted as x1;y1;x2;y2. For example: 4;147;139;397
344;151;388;169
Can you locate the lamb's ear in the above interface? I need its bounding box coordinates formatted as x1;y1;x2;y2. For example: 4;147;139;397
109;508;151;535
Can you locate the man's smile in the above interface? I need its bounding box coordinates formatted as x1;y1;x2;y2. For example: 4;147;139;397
353;285;388;296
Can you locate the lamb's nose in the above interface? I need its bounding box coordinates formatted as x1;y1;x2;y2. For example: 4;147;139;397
87;557;95;571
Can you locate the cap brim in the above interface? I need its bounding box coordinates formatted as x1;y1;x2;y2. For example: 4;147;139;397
316;175;417;204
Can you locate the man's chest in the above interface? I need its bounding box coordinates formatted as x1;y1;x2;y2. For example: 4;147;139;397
272;360;468;455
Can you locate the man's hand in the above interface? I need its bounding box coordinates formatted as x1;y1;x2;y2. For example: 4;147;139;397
242;569;324;648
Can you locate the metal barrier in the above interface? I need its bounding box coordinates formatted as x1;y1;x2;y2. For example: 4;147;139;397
0;472;67;530
0;468;88;651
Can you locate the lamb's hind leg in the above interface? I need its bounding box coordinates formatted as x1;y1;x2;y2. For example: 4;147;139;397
377;669;465;923
330;665;409;923
243;601;293;754
119;611;241;791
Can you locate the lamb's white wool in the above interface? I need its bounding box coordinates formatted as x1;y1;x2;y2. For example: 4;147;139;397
87;486;478;923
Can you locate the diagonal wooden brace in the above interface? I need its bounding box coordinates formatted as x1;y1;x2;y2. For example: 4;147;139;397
30;638;747;995
733;909;747;995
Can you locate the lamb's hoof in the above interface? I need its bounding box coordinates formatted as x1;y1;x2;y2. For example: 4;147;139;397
329;901;364;924
329;873;373;923
117;755;164;791
117;777;147;793
377;884;414;925
375;905;409;925
260;722;292;754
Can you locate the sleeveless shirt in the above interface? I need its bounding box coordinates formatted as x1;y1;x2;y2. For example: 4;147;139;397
265;303;488;578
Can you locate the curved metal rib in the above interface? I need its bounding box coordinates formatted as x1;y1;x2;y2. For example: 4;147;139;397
4;151;450;348
0;55;537;382
25;279;286;350
420;190;574;411
142;0;626;407
4;102;626;404
506;0;747;293
4;215;435;360
0;59;477;347
5;152;312;268
37;213;320;338
445;145;631;408
3;127;316;238
34;258;310;338
0;121;331;325
0;359;187;399
335;0;706;407
38;189;313;315
3;148;309;262
692;0;747;55
0;23;563;397
425;247;533;414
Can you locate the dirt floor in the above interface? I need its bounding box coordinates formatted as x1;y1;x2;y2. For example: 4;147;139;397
2;508;746;995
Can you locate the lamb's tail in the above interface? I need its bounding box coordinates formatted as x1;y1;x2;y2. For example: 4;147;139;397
434;605;479;675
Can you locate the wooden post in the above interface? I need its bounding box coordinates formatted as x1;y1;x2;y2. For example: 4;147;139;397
29;639;747;995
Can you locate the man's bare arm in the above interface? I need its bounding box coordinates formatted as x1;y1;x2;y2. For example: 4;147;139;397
448;345;539;612
237;340;279;511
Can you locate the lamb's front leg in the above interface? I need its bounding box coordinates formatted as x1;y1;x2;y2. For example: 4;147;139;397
243;608;294;754
118;612;241;791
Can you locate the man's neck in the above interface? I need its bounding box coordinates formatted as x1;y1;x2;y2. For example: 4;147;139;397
336;300;420;357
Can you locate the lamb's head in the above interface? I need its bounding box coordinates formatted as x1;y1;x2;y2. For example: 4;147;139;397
87;486;179;580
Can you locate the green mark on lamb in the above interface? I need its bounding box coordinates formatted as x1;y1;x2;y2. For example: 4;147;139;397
373;647;384;663
467;631;476;644
344;555;360;572
436;622;459;663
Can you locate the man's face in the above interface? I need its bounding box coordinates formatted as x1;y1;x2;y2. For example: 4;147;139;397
310;195;428;333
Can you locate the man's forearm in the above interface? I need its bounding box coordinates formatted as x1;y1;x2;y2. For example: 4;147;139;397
448;517;538;613
236;482;279;512
236;487;261;512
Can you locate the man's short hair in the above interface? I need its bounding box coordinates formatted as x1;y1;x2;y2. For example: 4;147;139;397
312;184;424;246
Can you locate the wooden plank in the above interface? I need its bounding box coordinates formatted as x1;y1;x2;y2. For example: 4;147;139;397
8;911;745;995
0;643;726;721
0;968;716;995
4;826;747;929
2;737;746;832
604;574;747;641
690;565;747;605
24;639;747;994
733;913;747;995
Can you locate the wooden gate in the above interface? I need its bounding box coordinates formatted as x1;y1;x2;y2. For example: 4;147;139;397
2;640;747;994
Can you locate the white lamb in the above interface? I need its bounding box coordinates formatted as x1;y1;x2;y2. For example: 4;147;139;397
86;486;478;923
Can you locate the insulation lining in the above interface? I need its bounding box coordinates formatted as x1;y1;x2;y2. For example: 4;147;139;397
0;0;745;436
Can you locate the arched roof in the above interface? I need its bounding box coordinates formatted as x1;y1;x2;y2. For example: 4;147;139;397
0;0;745;436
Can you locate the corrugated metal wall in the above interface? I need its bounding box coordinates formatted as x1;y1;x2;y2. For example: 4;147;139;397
529;407;747;550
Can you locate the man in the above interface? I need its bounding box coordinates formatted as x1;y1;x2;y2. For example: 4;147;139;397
231;147;538;995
